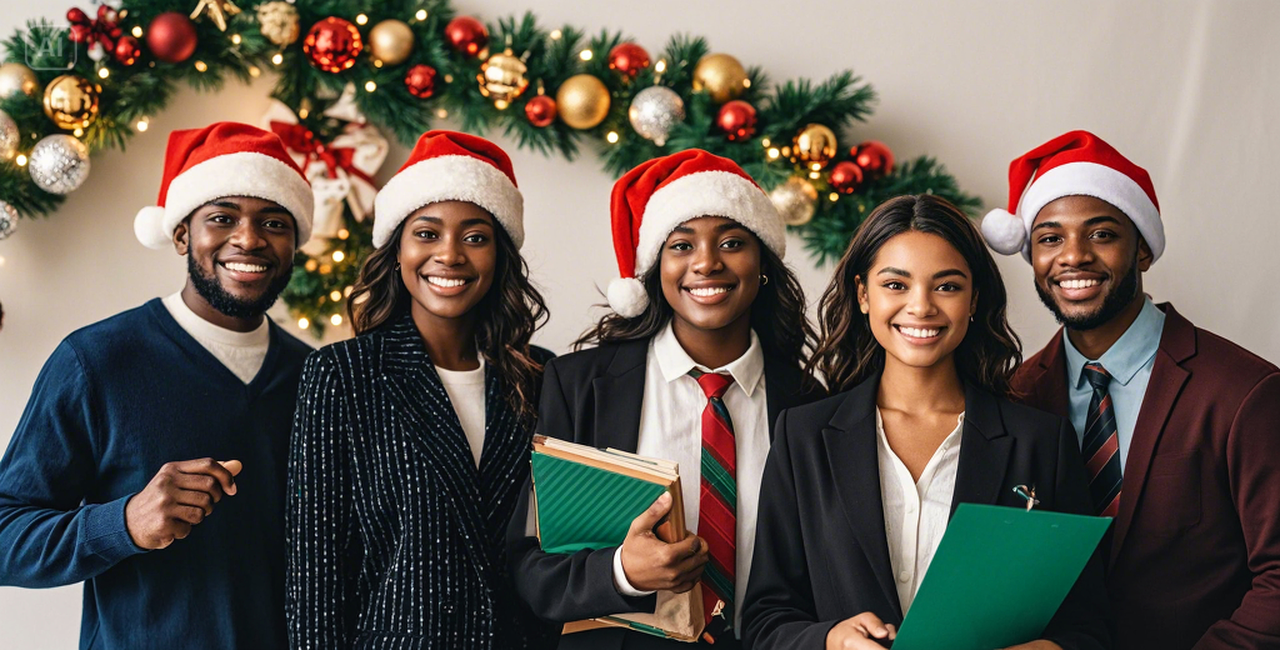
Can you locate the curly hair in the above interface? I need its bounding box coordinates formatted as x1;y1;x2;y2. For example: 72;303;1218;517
348;219;549;420
811;194;1022;396
575;236;818;386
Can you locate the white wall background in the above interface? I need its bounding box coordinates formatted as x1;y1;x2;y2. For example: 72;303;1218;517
2;0;1277;645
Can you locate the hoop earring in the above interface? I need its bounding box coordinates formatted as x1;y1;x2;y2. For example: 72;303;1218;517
760;274;769;286
395;262;401;271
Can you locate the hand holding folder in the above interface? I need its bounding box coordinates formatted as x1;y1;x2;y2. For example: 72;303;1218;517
530;435;707;642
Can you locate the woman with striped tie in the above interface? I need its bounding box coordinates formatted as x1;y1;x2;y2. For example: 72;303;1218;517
286;131;556;649
508;150;825;650
742;195;1111;650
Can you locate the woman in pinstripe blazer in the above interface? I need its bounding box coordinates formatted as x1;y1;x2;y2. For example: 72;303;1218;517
287;132;557;649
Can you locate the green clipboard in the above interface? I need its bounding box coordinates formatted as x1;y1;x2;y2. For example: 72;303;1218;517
891;503;1110;650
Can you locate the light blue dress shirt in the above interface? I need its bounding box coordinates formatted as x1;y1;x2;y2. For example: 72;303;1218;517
1062;298;1166;473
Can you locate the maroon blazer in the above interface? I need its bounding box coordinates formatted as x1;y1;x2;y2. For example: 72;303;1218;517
1012;303;1280;650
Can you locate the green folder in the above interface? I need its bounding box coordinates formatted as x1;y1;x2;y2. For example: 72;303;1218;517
531;451;671;554
531;436;705;642
891;504;1111;650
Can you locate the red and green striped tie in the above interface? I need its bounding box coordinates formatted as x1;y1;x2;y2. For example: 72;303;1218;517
690;369;737;630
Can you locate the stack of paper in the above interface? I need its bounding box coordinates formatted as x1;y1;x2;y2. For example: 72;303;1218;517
532;435;705;642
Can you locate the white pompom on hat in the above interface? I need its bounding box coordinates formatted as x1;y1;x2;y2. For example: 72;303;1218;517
982;130;1164;262
372;130;523;249
134;122;314;249
606;149;785;317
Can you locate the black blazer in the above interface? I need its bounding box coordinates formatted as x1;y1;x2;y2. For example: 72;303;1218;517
506;338;825;650
287;313;556;649
742;376;1111;650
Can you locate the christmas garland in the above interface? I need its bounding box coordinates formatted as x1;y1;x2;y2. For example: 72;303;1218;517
0;0;980;336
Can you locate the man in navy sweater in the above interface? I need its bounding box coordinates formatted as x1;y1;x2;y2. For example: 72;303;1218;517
0;122;315;649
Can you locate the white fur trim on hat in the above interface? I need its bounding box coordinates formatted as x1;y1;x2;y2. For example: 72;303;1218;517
372;154;524;249
980;208;1026;256
607;277;649;318
134;152;315;250
634;170;784;277
1016;161;1164;262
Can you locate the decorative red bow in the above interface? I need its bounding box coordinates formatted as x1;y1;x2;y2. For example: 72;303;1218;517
269;121;376;187
67;6;121;50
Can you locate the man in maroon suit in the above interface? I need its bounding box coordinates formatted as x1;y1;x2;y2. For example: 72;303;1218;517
980;130;1280;650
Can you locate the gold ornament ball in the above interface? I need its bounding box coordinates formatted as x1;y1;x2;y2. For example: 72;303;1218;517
555;74;611;130
478;51;529;110
793;123;838;169
43;75;100;131
692;53;748;104
257;1;300;46
0;63;38;99
770;177;819;226
370;19;415;66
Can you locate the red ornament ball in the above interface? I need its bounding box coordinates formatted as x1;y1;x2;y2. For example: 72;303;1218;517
146;12;197;64
828;161;864;194
852;140;894;179
716;100;757;141
114;35;141;66
404;64;438;99
444;16;489;57
608;43;650;78
524;94;557;128
303;17;363;74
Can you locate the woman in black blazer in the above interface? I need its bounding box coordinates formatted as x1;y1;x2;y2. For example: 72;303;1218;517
508;150;825;650
743;195;1110;650
287;132;556;649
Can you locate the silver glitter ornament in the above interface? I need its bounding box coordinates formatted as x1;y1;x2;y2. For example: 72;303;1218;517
29;134;90;194
0;199;16;240
0;110;17;160
769;177;818;226
628;86;685;147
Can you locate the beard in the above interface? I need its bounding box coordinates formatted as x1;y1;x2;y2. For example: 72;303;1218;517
187;253;292;320
1035;257;1140;331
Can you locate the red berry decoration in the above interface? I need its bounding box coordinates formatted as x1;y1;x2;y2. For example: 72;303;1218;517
404;64;438;99
303;17;364;73
524;94;557;128
716;100;757;141
444;16;489;57
828;161;864;194
852;140;894;179
607;43;650;78
114;35;141;66
146;12;198;64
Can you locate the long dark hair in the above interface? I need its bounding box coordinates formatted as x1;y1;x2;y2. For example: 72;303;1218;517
811;194;1021;396
575;236;818;385
348;218;549;420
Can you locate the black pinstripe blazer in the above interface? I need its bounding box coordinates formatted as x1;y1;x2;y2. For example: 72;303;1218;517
287;312;557;649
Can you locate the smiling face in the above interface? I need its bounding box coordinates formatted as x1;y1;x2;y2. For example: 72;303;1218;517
397;200;498;327
1030;195;1150;331
856;230;976;371
658;216;762;336
175;196;297;326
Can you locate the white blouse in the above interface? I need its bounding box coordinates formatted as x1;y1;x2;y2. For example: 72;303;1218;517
875;408;964;614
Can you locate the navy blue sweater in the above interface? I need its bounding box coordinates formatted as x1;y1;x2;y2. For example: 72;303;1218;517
0;298;311;649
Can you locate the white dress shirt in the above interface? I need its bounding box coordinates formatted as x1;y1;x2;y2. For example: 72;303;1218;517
876;407;964;614
162;291;270;384
435;358;487;468
612;322;769;633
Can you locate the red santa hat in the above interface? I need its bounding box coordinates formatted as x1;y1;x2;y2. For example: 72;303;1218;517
372;130;523;248
607;149;784;318
981;130;1164;262
134;122;314;249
